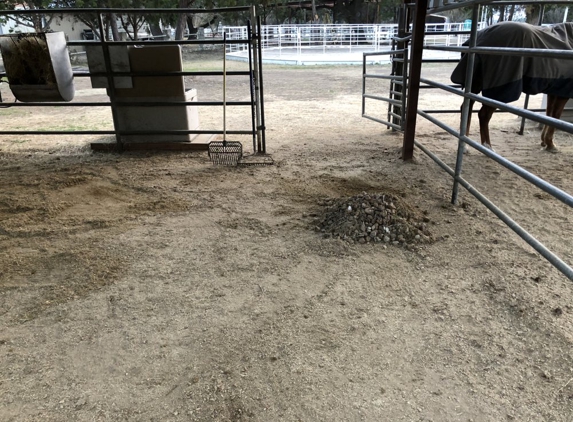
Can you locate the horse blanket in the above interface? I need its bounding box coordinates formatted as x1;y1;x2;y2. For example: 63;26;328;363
451;21;573;103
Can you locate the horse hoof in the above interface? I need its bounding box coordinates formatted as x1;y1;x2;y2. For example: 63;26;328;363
546;146;559;153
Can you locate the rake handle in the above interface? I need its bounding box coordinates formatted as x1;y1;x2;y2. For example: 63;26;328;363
223;32;226;143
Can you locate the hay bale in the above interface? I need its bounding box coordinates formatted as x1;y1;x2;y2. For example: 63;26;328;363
2;33;57;86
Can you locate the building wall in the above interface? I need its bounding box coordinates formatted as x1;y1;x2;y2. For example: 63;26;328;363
0;12;90;53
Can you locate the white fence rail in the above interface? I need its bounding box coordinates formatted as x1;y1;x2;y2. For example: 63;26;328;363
223;22;487;55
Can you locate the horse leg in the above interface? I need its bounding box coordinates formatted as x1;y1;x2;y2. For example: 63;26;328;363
463;100;475;136
478;104;496;150
541;96;556;147
542;95;568;151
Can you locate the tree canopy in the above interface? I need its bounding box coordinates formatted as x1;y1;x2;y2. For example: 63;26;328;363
0;0;404;40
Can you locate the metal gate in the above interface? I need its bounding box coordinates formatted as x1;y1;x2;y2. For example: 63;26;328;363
0;6;267;155
363;1;573;281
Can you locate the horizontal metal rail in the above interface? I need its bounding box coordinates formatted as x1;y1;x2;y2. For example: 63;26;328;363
426;1;567;14
418;107;573;208
420;58;459;63
364;74;403;81
421;77;573;136
421;108;547;114
362;114;402;131
1;71;251;79
426;45;573;60
67;39;249;47
0;101;253;107
471;0;573;5
0;7;252;15
0;129;253;136
363;49;405;57
414;111;573;280
363;94;402;105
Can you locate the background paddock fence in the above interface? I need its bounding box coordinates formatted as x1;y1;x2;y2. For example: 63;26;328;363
224;22;485;61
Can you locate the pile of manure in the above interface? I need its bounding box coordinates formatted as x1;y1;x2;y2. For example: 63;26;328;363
315;191;433;246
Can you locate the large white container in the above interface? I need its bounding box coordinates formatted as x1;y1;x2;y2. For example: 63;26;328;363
98;45;200;142
116;88;199;142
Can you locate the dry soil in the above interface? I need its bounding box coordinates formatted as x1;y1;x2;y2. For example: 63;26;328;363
1;50;573;422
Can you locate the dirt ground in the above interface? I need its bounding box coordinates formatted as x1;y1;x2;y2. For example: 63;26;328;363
1;50;573;421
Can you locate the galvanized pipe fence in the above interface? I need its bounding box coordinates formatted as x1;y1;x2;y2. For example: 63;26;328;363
362;13;573;280
0;6;267;154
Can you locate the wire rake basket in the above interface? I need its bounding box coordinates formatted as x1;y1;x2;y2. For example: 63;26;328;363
208;140;243;166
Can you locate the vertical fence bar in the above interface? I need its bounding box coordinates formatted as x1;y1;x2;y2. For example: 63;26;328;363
297;28;301;61
250;6;263;152
451;4;480;204
520;4;547;135
257;16;267;153
247;20;257;153
362;53;367;117
401;43;409;131
97;12;123;151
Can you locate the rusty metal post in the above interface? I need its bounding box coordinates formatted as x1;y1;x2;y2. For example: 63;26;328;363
402;0;427;160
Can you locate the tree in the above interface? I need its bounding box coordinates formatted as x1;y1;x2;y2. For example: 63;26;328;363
55;0;122;40
0;0;57;32
331;0;400;24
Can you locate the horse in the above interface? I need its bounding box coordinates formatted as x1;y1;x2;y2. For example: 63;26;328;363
451;21;573;151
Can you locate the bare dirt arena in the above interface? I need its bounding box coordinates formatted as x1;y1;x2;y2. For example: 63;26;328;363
1;49;573;421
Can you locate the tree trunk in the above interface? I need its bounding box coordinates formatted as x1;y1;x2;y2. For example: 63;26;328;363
526;5;541;24
186;15;198;39
175;0;191;40
312;0;318;23
498;6;505;22
508;5;516;21
109;14;120;41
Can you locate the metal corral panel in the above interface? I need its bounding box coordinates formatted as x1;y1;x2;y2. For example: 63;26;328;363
429;0;573;8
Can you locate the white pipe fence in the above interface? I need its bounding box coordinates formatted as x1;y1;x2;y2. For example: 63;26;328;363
223;22;487;55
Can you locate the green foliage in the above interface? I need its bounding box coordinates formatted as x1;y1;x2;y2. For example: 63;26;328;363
441;7;472;23
0;0;405;40
0;0;57;31
540;5;570;24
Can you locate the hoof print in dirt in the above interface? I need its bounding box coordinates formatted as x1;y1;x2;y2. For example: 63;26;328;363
315;191;434;247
